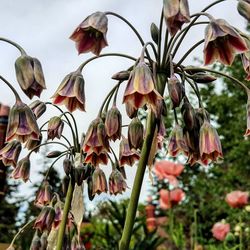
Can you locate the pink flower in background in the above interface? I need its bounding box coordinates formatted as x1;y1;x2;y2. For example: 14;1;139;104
212;222;230;241
154;160;184;178
225;191;249;208
159;188;185;209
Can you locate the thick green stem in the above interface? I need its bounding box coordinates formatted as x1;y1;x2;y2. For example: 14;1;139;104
119;74;167;250
56;178;75;250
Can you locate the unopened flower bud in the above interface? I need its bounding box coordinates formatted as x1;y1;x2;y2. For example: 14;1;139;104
62;176;70;197
181;101;196;131
109;169;127;195
112;70;130;81
128;118;144;150
63;158;73;176
29;100;46;119
74;165;85;186
34;206;56;232
92;167;108;195
0;140;22;167
15;55;46;99
12;156;30;182
87;175;95;201
238;0;250;22
30;233;41;250
47;116;64;140
167;75;184;108
46;150;63;158
225;232;235;242
105;106;122;141
40;231;48;250
150;23;159;44
35;181;52;206
192;72;217;83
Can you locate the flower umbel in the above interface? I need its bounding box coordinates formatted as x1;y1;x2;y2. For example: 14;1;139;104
52;71;86;112
6;101;40;143
204;19;248;65
70;11;108;55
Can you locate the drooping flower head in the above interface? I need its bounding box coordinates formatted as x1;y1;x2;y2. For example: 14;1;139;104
128;117;144;150
0;140;22;167
6;101;40;143
225;191;249;208
12;156;30;182
212;222;230;241
15;55;46;99
47;116;64;140
52;71;85;112
109;169;127;195
92;167;108;195
70;12;108;55
204;19;248;65
25;133;42;152
83;118;109;166
29;100;46;119
163;0;190;36
199;120;223;165
123;61;163;113
34;206;56;232
168;124;189;157
35;181;52;207
105;106;122;141
119;136;140;166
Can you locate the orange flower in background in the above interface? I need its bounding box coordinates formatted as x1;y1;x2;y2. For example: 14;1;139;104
159;188;185;209
204;18;248;65
212;222;230;241
225;191;249;208
70;12;108;55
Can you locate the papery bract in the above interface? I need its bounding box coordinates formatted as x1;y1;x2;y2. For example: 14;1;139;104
163;0;190;36
15;55;46;99
212;222;230;241
52;71;85;112
6;101;40;143
70;11;108;55
204;19;248;65
225;191;249;208
0;140;21;167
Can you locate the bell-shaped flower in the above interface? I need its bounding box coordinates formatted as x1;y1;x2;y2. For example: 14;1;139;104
123;61;163;113
35;181;52;207
6;101;40;143
125;102;137;119
105;106;122;141
12;156;30;182
119;136;140;166
225;191;249;208
47;116;64;140
83;118;109;166
128;117;144;150
204;19;248;65
34;206;56;232
237;0;250;22
15;55;46;99
181;101;196;131
212;222;230;241
92;167;108;195
29;100;46;119
52;71;85;112
109;169;127;195
70;12;108;55
0;140;22;167
163;0;190;36
199;120;223;164
167;75;184;108
168;124;189;157
159;188;185;209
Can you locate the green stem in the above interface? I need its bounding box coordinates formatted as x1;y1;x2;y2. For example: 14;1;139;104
157;9;164;67
119;73;167;250
77;53;136;72
0;75;22;102
239;215;243;250
0;37;27;55
56;177;75;250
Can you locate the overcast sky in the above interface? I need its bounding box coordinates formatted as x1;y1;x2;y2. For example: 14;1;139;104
0;0;247;208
